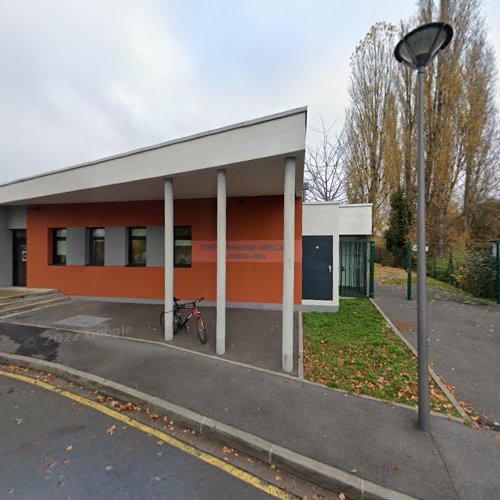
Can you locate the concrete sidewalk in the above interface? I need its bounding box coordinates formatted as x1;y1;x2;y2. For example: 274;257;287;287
1;321;499;499
4;300;299;374
374;283;500;423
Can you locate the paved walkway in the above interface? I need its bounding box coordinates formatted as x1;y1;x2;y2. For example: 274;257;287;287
1;321;499;499
374;283;500;423
4;300;298;374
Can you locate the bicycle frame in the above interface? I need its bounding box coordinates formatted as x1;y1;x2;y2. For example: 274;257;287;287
174;298;203;331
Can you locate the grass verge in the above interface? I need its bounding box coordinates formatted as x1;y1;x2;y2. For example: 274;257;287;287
303;299;458;417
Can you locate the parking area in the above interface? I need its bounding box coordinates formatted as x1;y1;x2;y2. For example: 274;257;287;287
2;299;299;375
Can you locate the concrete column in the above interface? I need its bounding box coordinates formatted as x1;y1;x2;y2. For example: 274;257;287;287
164;178;174;341
282;156;296;372
216;169;227;355
0;207;13;286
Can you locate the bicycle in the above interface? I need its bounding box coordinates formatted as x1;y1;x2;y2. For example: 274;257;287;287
160;297;207;344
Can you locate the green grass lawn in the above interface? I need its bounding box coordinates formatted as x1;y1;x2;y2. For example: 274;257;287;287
303;300;457;416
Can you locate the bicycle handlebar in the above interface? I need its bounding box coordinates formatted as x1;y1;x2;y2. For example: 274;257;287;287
174;297;204;307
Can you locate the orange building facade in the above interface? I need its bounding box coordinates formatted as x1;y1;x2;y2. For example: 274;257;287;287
27;197;303;306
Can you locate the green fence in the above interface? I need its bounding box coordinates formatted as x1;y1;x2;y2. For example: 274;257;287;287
339;240;375;298
375;240;500;304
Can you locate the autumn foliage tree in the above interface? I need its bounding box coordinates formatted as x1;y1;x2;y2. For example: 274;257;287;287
343;0;499;251
344;23;400;234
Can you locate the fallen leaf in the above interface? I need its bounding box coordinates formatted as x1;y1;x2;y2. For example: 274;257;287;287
106;424;117;435
45;461;57;471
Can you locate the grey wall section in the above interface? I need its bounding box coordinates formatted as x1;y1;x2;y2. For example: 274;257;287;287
6;206;27;229
66;227;87;266
146;226;164;266
0;207;13;286
105;227;127;266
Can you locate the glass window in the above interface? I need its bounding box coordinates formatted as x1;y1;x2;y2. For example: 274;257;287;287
174;226;192;268
89;228;105;266
128;227;147;266
53;228;67;265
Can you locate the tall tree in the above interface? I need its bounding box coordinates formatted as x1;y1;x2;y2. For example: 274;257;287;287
460;25;499;242
394;20;418;210
343;0;499;249
417;0;499;251
344;22;401;234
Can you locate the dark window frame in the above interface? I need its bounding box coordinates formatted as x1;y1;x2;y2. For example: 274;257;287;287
174;226;192;268
88;228;105;266
52;228;67;266
128;227;147;267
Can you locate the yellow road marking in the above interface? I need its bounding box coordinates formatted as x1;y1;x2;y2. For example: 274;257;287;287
0;369;292;499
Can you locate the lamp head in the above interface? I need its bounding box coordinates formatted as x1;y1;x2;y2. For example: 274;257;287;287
395;22;453;70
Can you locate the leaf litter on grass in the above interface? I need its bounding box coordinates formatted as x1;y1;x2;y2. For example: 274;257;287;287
303;300;459;417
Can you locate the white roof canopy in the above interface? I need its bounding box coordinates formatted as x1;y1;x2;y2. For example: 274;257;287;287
0;107;306;205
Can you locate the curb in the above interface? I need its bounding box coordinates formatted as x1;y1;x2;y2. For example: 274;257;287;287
298;311;304;378
1;318;463;423
0;352;414;500
369;298;469;422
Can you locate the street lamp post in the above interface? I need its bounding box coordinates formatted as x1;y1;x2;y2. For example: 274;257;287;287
394;22;453;431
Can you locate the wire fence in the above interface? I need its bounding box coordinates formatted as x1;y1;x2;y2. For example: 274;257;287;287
375;240;500;303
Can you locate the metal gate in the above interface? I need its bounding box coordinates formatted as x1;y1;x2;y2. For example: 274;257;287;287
339;240;374;298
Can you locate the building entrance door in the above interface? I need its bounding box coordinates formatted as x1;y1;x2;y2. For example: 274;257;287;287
302;236;333;300
13;229;27;286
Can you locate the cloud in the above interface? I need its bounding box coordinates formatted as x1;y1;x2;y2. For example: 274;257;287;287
1;0;498;184
0;0;193;183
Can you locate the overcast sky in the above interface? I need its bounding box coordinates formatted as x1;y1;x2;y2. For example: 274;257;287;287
1;0;499;184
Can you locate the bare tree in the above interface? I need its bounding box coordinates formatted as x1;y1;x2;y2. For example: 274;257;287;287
304;120;346;202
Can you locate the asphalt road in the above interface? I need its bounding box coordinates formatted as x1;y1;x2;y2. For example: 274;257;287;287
1;322;499;499
0;375;272;500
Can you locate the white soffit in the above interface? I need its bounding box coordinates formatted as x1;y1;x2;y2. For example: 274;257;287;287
0;107;307;205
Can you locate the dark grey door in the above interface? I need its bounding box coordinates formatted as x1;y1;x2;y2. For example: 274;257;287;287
13;229;27;287
302;236;333;300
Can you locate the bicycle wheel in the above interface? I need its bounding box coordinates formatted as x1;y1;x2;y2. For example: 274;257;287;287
173;311;181;334
160;311;182;335
196;314;207;344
